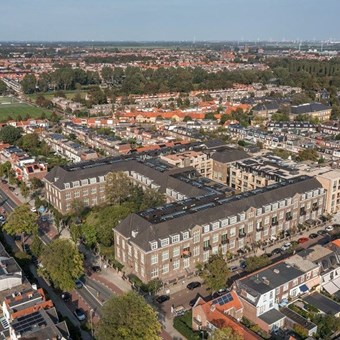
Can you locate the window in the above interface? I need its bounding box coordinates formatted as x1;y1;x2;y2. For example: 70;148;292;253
65;192;71;200
182;232;189;240
211;221;219;230
183;257;190;269
173;247;180;257
150;241;158;250
283;283;288;292
171;234;180;243
72;181;80;187
248;223;253;233
292;279;298;287
89;177;96;184
162;264;169;274
193;246;200;257
140;253;144;264
264;216;270;225
74;191;80;198
230;227;236;237
91;188;97;195
203;251;209;262
151;268;158;279
193;231;200;243
162;251;169;262
203;224;210;233
64;183;70;189
151;254;158;265
173;259;180;270
81;179;88;186
212;246;218;254
161;238;169;247
134;248;138;259
141;267;145;277
212;234;219;243
221;218;228;227
229;240;235;249
229;216;237;224
83;189;88;196
134;262;138;273
221;244;227;254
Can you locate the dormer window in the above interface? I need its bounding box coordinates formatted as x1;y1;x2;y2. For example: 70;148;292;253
171;234;180;243
72;181;80;187
64;183;70;189
150;241;158;250
160;238;169;247
182;232;189;240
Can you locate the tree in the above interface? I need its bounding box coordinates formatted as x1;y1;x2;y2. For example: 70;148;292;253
96;292;161;340
30;177;44;190
298;149;318;162
30;235;45;257
40;239;83;291
0;126;22;144
105;172;132;204
211;327;244;340
0;161;12;178
0;79;7;95
245;255;271;273
20;182;30;199
21;74;37;94
198;253;230;292
3;204;38;244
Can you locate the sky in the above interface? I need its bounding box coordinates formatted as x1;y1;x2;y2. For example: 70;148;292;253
1;0;340;42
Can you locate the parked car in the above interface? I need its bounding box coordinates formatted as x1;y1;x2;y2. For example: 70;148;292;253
240;261;247;269
23;244;31;253
228;265;239;272
186;281;201;290
8;186;15;192
309;233;318;239
270;235;277;241
1;179;8;184
61;292;72;302
92;266;101;273
155;295;170;304
298;237;309;244
271;248;283;256
75;279;83;289
189;297;199;307
317;229;327;236
326;225;334;232
30;207;37;213
74;308;86;321
281;242;292;251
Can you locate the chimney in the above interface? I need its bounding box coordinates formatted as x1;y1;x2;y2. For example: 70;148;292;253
210;304;216;312
32;284;37;290
273;269;280;274
262;277;270;285
132;230;138;238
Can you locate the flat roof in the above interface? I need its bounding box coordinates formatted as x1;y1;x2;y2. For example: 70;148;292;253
303;292;340;315
259;309;285;325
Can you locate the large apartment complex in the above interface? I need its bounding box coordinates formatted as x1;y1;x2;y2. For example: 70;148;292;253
317;170;340;214
114;176;325;283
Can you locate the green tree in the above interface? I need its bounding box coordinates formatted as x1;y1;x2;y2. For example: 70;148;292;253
211;327;244;340
0;79;7;94
20;182;30;199
21;74;37;94
30;177;44;190
40;239;83;291
105;172;132;204
198;253;230;292
3;204;38;244
0;161;12;178
30;235;45;257
0;126;22;144
245;255;271;273
298;149;319;162
96;292;161;340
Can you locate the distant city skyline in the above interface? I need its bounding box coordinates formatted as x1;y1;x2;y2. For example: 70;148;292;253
2;0;340;42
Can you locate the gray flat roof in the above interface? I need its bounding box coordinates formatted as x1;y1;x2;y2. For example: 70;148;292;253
259;309;285;325
303;292;340;315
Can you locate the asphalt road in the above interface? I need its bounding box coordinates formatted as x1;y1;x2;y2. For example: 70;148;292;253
0;187;18;212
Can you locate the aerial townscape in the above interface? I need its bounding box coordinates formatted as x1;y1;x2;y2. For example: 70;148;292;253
1;1;340;340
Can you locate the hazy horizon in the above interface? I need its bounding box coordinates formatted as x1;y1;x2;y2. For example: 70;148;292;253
2;0;340;42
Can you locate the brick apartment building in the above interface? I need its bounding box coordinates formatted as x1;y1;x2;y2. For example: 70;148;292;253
114;176;325;284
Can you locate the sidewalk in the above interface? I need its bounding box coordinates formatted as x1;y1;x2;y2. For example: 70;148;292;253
94;267;131;294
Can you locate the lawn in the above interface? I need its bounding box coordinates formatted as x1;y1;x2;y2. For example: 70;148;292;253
0;96;52;121
173;311;204;340
27;90;88;101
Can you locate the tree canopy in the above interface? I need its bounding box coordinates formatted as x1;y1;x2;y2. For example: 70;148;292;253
0;80;7;95
198;253;230;292
105;171;132;205
0;126;22;144
245;255;271;273
3;204;38;237
211;327;244;340
96;292;161;340
40;239;83;291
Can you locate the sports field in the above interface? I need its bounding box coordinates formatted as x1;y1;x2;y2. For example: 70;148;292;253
0;96;52;121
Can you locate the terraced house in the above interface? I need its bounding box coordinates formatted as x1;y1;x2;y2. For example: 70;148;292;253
114;176;326;283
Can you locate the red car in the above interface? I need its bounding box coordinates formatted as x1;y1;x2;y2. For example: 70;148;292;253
298;237;309;244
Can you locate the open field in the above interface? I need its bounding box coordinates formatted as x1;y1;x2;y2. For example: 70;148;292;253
0;96;52;121
27;90;88;101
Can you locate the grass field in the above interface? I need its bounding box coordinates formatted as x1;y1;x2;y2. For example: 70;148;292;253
27;90;88;101
0;96;52;121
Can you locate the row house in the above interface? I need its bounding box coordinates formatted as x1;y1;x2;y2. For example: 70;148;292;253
317;169;340;214
114;176;325;284
235;256;320;334
320;121;340;135
43;133;98;162
267;121;317;133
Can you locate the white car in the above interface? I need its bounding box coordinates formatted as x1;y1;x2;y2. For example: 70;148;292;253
281;242;292;251
325;225;334;232
30;207;37;213
270;235;277;241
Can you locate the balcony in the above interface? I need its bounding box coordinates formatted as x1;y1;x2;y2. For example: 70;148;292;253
271;221;279;226
221;238;229;245
256;226;264;231
238;232;246;239
286;216;293;221
300;210;306;216
312;206;319;212
203;245;212;251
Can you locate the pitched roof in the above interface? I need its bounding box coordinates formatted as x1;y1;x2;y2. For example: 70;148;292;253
211;149;250;163
291;102;331;115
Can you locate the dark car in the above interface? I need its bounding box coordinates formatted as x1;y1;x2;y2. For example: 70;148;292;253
309;233;318;239
61;292;72;302
189;297;199;307
317;229;327;236
92;266;101;273
155;295;170;304
75;279;83;289
271;248;283;256
1;179;8;184
23;244;31;254
74;308;86;321
187;281;201;290
8;186;15;192
240;261;247;269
